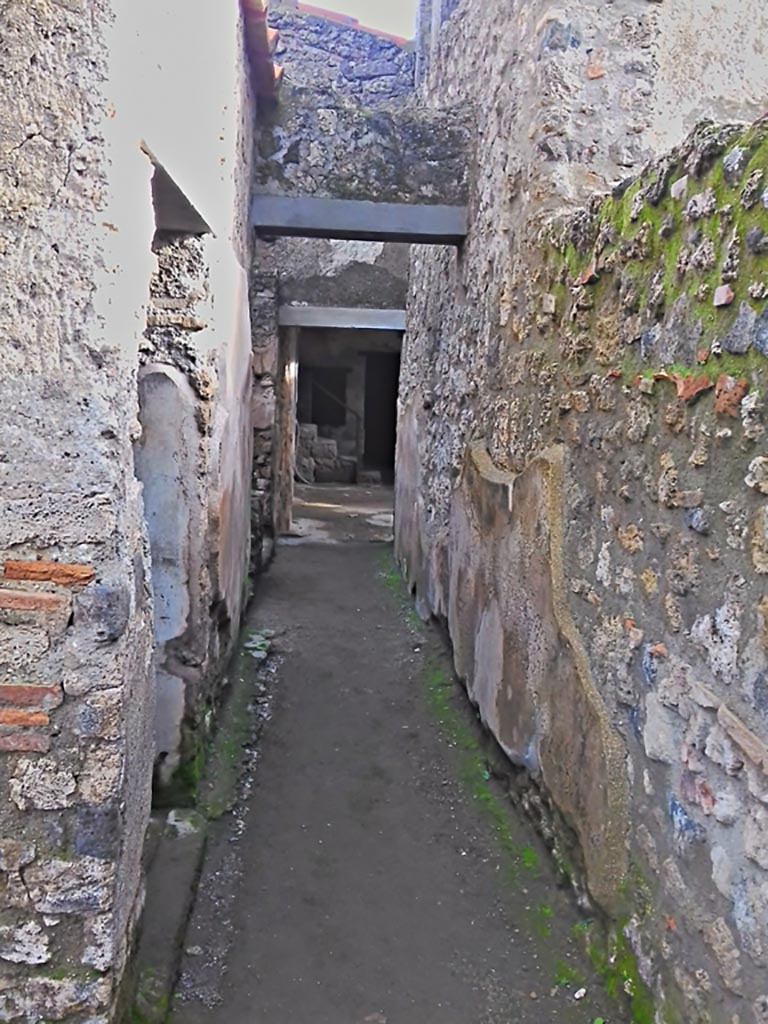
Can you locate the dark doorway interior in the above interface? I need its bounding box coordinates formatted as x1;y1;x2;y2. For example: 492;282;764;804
364;351;400;479
308;366;348;427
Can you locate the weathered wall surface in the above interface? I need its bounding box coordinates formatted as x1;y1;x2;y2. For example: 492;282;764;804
269;1;415;105
0;0;255;1018
0;1;155;1019
254;83;468;205
129;0;256;797
399;0;768;1020
251;4;449;531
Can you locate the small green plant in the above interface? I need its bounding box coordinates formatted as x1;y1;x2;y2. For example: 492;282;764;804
553;958;582;987
520;845;539;870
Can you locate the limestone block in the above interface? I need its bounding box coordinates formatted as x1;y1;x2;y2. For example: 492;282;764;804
73;583;131;643
24;857;116;915
83;914;115;973
0;840;35;873
0;978;111;1022
702;917;743;993
0;921;50;965
745;805;768;871
643;692;681;765
10;758;77;811
252;382;276;431
78;745;124;806
311;438;338;459
74;688;123;741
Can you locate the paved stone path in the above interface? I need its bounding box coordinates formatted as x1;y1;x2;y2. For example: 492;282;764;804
170;487;623;1024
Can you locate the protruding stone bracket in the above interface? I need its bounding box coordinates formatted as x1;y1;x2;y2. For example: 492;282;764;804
251;195;467;245
277;305;406;330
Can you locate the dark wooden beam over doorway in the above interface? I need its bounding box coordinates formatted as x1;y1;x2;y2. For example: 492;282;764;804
251;195;467;245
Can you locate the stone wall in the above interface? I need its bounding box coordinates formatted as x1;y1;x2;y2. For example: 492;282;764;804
137;230;252;794
251;3;469;534
0;0;256;1018
269;0;415;105
254;83;468;205
0;2;155;1018
398;0;768;1021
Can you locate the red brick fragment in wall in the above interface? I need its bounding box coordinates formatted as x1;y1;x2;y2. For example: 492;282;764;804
653;371;714;404
3;560;94;586
0;590;69;613
675;374;714;403
0;732;51;753
0;683;63;710
714;374;747;417
573;260;598;287
0;708;49;727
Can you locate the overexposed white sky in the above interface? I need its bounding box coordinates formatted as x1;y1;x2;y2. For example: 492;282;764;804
319;0;417;38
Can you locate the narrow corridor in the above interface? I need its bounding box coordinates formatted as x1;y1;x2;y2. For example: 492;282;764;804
169;488;622;1024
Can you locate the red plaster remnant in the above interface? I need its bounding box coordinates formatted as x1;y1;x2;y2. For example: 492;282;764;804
586;62;606;80
675;374;714;404
3;560;94;586
682;771;716;814
0;684;63;709
653;371;714;404
649;642;667;657
573;260;598;287
0;590;69;613
0;733;51;753
714;374;748;417
0;708;49;728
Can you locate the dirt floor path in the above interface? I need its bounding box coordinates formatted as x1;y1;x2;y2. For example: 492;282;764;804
169;487;625;1024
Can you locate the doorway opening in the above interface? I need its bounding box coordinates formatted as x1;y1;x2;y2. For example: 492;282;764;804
363;350;400;483
290;327;402;489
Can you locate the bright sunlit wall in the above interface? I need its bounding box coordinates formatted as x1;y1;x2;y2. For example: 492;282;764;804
317;0;416;39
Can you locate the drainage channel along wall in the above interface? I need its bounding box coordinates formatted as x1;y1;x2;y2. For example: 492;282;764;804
398;0;768;1021
0;0;256;1019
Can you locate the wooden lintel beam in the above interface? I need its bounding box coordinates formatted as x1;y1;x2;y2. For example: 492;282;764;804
278;306;406;330
251;195;467;245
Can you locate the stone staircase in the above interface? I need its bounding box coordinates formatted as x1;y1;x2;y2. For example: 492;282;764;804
296;423;381;484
